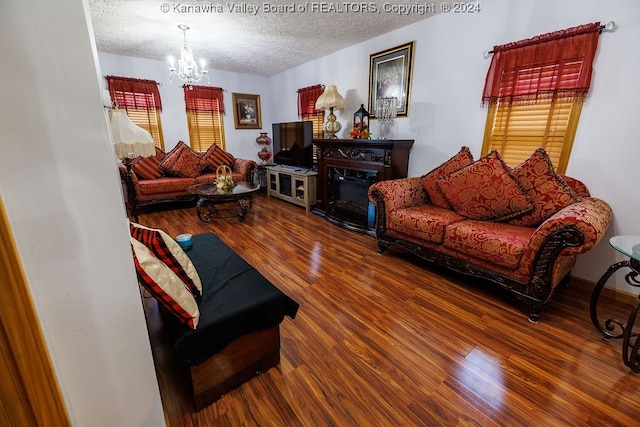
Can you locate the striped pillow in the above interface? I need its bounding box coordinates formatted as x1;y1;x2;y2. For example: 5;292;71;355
131;147;164;180
200;144;235;172
130;238;200;329
129;222;202;296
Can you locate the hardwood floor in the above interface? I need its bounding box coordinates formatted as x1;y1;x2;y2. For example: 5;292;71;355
137;194;640;426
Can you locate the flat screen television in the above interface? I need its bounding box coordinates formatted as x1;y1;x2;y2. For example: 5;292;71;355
271;121;314;170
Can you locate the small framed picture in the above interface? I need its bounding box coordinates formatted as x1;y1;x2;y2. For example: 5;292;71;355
368;41;415;117
232;93;262;129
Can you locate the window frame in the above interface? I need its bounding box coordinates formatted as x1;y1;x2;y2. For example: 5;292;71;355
107;76;165;150
480;23;600;173
298;84;325;162
184;86;226;152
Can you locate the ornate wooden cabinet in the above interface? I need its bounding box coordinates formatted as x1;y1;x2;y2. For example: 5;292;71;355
313;138;414;234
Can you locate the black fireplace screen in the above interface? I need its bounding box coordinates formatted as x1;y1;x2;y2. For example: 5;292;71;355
328;168;378;222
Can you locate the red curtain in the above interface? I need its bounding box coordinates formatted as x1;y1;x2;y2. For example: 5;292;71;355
184;85;225;113
482;22;601;106
106;76;162;110
297;84;324;116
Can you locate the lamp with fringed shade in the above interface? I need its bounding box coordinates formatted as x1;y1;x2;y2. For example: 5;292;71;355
110;108;155;221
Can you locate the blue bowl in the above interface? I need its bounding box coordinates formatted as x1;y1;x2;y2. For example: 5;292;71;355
175;233;193;250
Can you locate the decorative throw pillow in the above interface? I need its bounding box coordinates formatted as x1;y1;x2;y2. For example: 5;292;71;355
200;144;235;171
420;146;474;208
130;222;202;296
131;147;165;180
159;141;206;178
507;148;581;227
130;238;200;329
437;151;533;221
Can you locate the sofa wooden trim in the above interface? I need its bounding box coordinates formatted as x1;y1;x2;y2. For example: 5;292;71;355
372;217;580;322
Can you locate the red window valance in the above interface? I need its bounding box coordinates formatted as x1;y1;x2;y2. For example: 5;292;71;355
184;85;225;113
297;84;324;116
106;76;162;110
482;22;601;106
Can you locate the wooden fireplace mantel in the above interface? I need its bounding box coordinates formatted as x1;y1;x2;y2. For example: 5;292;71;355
313;138;414;234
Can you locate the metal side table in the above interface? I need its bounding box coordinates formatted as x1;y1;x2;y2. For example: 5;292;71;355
590;235;640;373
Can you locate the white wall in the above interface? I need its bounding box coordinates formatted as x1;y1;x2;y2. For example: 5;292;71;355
98;52;273;162
268;0;640;293
0;1;164;425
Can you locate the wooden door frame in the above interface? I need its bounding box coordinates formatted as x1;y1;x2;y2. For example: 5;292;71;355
0;196;70;425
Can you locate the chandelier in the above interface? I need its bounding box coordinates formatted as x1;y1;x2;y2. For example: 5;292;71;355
168;25;209;84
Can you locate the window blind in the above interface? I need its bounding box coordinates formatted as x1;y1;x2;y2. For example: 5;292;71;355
184;86;226;152
106;76;165;149
483;99;580;172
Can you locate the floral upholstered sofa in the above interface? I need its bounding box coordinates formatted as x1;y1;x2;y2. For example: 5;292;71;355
119;141;257;219
368;147;612;322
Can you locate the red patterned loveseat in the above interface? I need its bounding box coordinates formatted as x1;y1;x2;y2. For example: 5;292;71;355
119;141;257;220
368;147;612;322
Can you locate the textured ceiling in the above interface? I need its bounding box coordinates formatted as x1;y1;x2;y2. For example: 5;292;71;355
88;0;441;76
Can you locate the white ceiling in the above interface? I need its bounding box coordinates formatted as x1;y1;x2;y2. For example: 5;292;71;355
88;0;441;76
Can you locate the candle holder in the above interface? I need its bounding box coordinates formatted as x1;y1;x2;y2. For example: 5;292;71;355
350;104;371;139
375;97;397;139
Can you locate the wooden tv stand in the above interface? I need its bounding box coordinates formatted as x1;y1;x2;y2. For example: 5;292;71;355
265;165;317;212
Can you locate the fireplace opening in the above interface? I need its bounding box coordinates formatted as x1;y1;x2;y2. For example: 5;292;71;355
328;168;378;223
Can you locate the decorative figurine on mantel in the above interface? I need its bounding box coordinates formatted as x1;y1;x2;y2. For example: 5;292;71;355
349;104;371;139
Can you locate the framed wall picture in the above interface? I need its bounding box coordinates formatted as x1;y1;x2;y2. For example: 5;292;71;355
368;41;415;117
232;93;262;129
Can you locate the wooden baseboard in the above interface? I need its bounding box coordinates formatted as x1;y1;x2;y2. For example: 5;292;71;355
189;326;281;410
569;275;637;305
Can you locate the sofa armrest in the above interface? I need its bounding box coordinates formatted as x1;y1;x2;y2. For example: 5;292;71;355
118;162;142;201
233;158;258;182
368;177;428;212
525;197;613;257
368;177;429;234
118;163;140;185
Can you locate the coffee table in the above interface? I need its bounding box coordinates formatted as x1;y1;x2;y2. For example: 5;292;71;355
188;182;259;222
